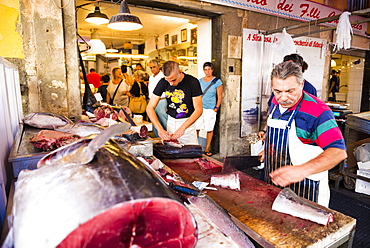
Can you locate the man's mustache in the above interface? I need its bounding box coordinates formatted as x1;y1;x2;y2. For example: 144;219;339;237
278;101;294;105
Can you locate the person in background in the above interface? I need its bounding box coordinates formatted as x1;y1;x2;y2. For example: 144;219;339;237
148;59;167;137
130;70;149;119
268;54;317;107
97;74;110;102
87;68;101;93
135;63;144;71
195;62;223;156
283;54;317;96
121;65;134;87
107;67;132;107
261;61;347;207
329;69;339;102
147;61;203;145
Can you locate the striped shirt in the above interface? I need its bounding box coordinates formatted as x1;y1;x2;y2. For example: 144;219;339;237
270;92;346;150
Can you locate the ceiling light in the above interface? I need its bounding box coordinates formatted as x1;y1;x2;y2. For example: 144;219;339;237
178;56;198;60
105;53;148;58
331;59;336;67
106;42;118;53
85;6;109;25
107;0;143;31
87;30;106;54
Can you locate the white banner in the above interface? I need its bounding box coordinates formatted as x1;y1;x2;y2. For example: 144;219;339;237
201;0;367;36
241;29;326;137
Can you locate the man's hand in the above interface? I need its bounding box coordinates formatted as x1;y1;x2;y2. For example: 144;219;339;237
171;126;185;140
158;129;172;141
258;130;266;142
269;165;307;187
258;150;264;162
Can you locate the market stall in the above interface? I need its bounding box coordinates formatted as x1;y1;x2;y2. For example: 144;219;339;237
5;115;357;247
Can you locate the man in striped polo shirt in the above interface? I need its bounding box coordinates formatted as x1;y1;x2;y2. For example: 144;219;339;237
262;61;347;207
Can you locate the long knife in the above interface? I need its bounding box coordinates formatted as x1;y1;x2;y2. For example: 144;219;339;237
119;107;136;126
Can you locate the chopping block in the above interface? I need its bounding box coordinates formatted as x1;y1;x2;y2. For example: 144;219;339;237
161;156;356;248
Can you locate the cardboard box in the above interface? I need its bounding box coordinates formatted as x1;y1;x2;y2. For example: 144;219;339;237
357;161;370;170
355;169;370;195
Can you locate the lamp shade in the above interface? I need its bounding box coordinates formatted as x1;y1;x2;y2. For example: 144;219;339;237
106;42;118;53
107;0;143;31
87;31;106;54
85;6;109;25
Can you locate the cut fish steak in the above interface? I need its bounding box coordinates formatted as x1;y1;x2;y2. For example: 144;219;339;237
29;130;81;151
210;173;241;191
272;188;334;225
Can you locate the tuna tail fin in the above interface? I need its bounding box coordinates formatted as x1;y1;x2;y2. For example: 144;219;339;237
86;123;130;152
59;123;131;166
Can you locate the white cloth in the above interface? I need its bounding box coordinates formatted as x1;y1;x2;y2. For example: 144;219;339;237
107;80;131;107
167;116;198;145
148;71;164;98
335;11;353;51
195;108;217;132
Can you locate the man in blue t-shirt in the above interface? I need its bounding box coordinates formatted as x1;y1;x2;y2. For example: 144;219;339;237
147;61;203;145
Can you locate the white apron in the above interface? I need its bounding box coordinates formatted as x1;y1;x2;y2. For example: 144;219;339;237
265;105;330;207
167;116;198;145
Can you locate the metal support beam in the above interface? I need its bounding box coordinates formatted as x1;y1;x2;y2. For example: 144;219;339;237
262;8;370;36
291;17;370;38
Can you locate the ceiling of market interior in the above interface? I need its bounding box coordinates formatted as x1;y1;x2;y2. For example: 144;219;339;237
76;0;203;51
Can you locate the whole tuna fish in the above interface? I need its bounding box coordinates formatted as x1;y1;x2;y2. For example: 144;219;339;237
55;123;104;137
23;112;72;129
11;123;197;248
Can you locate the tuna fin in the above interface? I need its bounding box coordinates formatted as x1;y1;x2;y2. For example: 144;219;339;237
86;123;130;152
59;123;130;166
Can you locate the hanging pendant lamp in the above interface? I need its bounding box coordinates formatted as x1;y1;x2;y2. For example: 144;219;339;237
106;41;118;53
107;0;143;31
85;6;109;25
87;29;106;54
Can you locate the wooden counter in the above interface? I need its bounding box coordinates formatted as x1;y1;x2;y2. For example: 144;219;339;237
162;157;356;248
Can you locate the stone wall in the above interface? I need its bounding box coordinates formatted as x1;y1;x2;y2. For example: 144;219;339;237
14;0;81;117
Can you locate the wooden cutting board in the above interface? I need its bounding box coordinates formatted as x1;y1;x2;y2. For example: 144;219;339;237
162;157;356;248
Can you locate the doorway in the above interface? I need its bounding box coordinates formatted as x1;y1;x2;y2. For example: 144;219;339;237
331;53;365;113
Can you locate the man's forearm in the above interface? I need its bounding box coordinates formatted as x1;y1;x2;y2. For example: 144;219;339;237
301;147;347;176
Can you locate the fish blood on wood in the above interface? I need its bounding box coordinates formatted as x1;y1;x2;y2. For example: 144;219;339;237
195;158;222;175
11;130;197;248
272;188;334;225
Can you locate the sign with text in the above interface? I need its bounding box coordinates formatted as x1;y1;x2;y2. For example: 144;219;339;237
201;0;367;36
241;28;326;137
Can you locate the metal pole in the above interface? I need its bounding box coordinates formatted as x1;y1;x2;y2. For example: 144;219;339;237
263;8;370;36
291;17;370;38
257;33;265;132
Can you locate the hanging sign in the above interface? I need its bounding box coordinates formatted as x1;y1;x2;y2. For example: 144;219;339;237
200;0;367;36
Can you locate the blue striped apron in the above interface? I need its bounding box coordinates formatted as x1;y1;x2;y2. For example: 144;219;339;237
264;105;319;203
